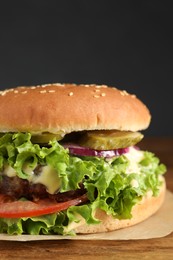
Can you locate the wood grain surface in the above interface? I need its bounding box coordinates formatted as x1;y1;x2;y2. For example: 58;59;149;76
0;137;173;260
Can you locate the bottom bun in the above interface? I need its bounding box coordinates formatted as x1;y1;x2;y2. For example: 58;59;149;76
72;179;166;234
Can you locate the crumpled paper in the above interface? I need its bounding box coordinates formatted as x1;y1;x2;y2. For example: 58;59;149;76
0;190;173;241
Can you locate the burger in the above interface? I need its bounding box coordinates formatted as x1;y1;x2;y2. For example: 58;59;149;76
0;83;166;235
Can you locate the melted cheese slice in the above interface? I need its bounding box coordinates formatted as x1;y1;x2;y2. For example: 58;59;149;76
3;165;61;195
32;165;61;194
3;165;16;177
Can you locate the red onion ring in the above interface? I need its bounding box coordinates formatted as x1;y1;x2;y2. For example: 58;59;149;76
62;143;130;158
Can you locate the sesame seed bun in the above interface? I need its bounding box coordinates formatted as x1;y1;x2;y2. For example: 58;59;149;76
0;83;151;134
70;179;166;234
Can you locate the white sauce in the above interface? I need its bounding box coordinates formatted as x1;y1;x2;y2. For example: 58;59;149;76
130;179;139;188
124;147;144;174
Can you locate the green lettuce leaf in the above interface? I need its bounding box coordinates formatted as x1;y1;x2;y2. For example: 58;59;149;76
0;133;166;235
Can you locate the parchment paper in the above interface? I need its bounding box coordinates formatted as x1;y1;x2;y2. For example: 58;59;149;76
0;190;173;241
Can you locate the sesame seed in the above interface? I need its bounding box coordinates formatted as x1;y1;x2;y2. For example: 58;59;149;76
131;94;136;98
95;89;100;92
14;90;19;94
93;95;100;98
101;93;106;97
1;90;8;94
120;91;125;96
21;91;27;94
95;85;107;89
54;83;64;87
48;90;55;93
40;90;47;94
40;84;52;88
0;92;6;96
68;92;74;96
123;90;129;96
30;86;36;89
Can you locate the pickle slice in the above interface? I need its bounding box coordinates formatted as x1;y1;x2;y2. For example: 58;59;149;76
78;130;143;150
31;132;65;144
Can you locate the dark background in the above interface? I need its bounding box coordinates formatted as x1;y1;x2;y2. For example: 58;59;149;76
0;1;173;136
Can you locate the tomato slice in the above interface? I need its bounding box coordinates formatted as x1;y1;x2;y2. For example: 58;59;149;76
0;194;88;218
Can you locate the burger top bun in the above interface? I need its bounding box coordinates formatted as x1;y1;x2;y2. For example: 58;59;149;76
0;83;151;134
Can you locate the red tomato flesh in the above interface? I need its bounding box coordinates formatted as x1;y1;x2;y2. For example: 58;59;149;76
0;194;88;218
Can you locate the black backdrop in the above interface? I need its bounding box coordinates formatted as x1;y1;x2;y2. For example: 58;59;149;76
0;1;173;136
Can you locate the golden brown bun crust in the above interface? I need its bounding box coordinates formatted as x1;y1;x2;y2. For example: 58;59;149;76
72;179;166;234
0;83;151;134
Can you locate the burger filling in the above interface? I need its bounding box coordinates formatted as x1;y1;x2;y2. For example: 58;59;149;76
0;132;166;235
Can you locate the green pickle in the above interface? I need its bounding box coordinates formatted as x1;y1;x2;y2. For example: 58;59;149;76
78;130;144;150
31;132;65;144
